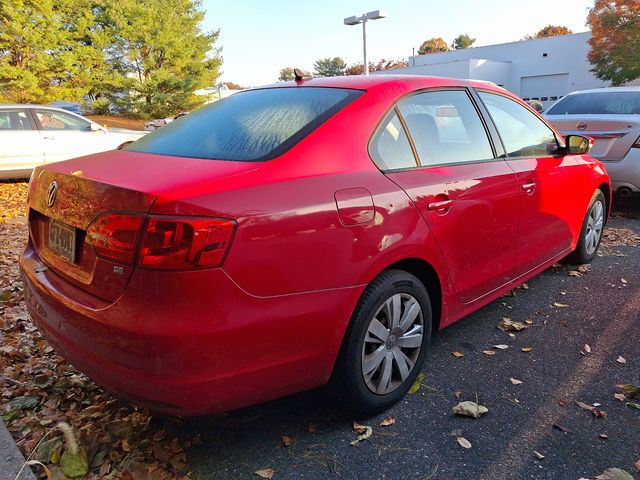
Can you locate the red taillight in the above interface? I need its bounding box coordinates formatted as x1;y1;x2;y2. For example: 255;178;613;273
138;217;236;270
632;135;640;148
86;213;145;264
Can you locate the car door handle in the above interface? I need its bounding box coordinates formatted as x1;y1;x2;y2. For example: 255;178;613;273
521;182;536;194
427;199;453;211
42;136;55;140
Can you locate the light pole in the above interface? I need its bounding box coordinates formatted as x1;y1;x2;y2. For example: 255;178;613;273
344;10;386;75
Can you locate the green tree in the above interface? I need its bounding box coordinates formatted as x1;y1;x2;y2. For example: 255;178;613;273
103;0;222;118
313;57;346;77
345;58;408;75
417;37;449;55
534;25;573;38
0;0;106;103
278;67;295;81
452;34;475;50
588;0;640;86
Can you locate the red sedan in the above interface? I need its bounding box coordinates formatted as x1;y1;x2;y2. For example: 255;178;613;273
20;76;610;415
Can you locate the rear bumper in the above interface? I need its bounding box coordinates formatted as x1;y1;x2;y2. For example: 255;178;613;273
20;243;362;415
600;148;640;192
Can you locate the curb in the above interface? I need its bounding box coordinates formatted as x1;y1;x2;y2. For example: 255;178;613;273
0;418;36;480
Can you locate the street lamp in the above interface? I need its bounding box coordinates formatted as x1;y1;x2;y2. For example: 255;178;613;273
344;10;386;76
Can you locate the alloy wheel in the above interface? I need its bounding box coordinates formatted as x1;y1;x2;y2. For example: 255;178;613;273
584;199;604;255
361;293;424;395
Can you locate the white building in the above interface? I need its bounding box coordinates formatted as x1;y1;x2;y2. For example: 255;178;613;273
379;32;639;108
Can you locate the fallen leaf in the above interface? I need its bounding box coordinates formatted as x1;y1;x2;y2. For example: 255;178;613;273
553;423;572;433
408;372;424;394
626;402;640;411
379;416;396;427
482;350;496;356
595;467;634;480
281;435;292;447
617;384;640;399
525;320;534;325
576;400;595;411
614;393;626;402
584;344;591;353
568;270;582;277
493;344;509;350
350;422;373;445
454;391;462;400
533;450;545;460
635;459;640;472
553;302;569;308
599;433;608;439
616;356;627;364
307;423;317;433
457;436;472;449
497;318;528;332
453;401;488;419
621;278;627;284
452;351;464;358
521;347;533;353
254;468;275;479
510;378;523;385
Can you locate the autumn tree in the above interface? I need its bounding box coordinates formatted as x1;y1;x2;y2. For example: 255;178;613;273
452;34;475;50
345;58;409;75
417;37;449;55
588;0;640;86
534;25;573;38
278;67;296;81
313;57;346;77
102;0;222;118
221;81;246;90
0;0;107;103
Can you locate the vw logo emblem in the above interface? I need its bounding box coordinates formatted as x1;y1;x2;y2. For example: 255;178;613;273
577;121;587;131
46;181;58;207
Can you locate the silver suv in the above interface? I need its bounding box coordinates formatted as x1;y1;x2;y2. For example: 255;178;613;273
545;86;640;196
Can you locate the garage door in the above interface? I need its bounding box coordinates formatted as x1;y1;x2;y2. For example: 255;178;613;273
520;73;570;106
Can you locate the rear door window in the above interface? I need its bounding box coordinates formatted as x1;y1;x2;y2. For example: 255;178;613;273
369;110;417;170
478;92;558;158
126;87;363;161
0;109;33;130
397;90;494;166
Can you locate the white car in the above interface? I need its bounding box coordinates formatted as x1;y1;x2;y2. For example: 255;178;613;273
0;105;146;179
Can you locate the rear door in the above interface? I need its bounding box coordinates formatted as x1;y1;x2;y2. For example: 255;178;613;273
32;108;106;163
375;89;520;303
476;90;576;276
0;108;44;175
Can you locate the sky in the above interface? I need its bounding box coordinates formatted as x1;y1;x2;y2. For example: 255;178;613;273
200;0;595;87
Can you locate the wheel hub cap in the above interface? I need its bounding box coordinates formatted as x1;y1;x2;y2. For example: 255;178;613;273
361;293;424;395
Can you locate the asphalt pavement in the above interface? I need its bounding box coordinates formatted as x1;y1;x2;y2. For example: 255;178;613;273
162;198;640;480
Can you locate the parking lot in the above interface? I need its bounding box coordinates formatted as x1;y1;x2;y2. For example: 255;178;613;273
1;183;639;480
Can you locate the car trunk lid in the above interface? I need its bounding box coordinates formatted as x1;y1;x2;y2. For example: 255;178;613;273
27;150;261;302
546;114;640;161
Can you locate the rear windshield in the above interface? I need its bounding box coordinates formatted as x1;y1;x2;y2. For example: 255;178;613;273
125;87;362;161
546;91;640;115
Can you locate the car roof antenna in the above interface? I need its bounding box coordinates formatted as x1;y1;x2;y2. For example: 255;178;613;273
294;68;311;82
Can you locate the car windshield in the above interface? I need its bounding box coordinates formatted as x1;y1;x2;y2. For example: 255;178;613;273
125;87;363;161
546;91;640;115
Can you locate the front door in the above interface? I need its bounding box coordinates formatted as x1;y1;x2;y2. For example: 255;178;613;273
476;91;574;276
373;89;520;303
0;108;44;175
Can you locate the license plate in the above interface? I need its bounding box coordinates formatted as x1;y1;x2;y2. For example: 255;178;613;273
48;220;76;263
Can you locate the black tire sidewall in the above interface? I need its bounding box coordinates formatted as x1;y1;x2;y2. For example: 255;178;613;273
336;269;432;413
571;190;606;264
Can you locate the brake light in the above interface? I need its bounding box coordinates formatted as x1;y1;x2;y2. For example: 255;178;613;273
138;217;236;270
86;213;145;264
633;135;640;148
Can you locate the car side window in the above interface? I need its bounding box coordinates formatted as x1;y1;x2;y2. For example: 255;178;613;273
34;109;90;131
477;91;558;158
370;109;417;170
0;110;33;130
397;90;494;166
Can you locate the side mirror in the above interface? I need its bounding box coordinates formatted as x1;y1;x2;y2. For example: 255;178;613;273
564;134;593;155
89;123;104;132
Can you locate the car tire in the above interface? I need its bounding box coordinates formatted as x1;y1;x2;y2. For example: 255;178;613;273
565;189;606;265
331;269;432;413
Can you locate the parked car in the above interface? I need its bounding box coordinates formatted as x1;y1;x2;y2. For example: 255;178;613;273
545;86;640;196
0;105;146;179
48;101;84;115
144;112;188;131
20;76;610;416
